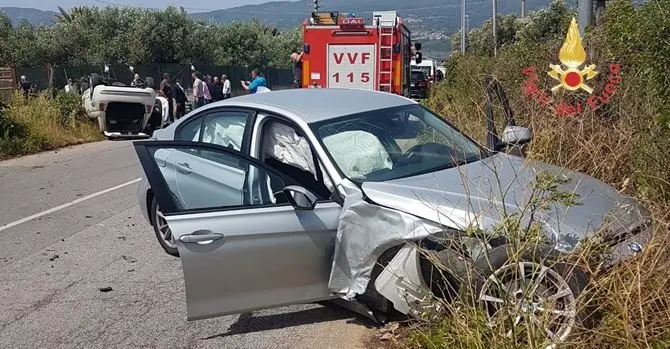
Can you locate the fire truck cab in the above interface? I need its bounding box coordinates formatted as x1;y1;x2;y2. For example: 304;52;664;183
300;10;422;98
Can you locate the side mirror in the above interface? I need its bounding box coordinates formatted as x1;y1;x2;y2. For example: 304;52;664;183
415;52;422;64
501;126;533;145
414;42;422;51
283;185;318;210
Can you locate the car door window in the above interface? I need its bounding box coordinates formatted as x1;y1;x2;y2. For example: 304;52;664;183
175;110;251;152
201;111;248;151
176;117;202;142
138;142;290;213
260;120;333;199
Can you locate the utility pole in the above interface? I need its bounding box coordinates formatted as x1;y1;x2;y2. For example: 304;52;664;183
521;0;526;18
577;0;592;36
492;0;497;56
461;0;466;54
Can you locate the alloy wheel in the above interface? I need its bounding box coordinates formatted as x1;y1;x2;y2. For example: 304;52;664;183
478;261;577;346
154;205;176;249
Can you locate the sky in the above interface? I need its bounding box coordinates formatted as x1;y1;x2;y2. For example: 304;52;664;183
0;0;275;12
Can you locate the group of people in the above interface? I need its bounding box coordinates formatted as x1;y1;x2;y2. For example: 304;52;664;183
156;67;272;124
188;72;234;110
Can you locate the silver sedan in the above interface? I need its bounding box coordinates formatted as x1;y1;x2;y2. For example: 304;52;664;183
134;88;651;344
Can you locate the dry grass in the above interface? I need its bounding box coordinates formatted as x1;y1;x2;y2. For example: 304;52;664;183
0;91;103;159
396;55;670;349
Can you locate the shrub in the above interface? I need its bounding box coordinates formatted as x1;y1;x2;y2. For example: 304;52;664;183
401;0;670;348
0;91;102;158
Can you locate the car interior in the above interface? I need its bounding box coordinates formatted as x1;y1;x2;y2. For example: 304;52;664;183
259;120;333;204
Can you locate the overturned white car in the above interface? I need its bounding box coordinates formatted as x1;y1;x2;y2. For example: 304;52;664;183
82;67;168;139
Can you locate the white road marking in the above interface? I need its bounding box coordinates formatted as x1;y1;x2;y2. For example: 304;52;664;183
0;177;142;233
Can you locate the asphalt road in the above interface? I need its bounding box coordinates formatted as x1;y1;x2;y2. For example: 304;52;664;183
0;141;375;349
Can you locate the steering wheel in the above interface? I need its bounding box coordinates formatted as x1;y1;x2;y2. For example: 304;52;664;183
396;142;456;167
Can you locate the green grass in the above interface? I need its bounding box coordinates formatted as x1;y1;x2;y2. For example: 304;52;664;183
0;91;103;159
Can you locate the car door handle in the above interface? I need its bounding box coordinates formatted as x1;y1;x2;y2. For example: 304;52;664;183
176;162;192;174
179;232;225;244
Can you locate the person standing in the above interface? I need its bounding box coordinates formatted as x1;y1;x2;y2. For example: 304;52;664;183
64;78;76;94
130;73;142;87
241;69;267;94
173;78;187;119
291;51;304;88
159;73;174;123
19;75;33;98
222;74;231;99
212;76;224;101
192;72;205;109
203;75;213;104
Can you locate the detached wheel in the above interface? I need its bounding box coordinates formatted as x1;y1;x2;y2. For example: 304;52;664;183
150;196;179;257
464;245;590;345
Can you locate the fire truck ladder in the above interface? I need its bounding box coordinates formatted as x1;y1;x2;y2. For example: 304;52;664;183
377;17;395;93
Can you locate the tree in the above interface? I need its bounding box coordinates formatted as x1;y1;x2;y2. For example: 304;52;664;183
0;5;303;69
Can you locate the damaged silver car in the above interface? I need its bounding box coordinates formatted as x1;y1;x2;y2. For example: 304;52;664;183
134;88;652;344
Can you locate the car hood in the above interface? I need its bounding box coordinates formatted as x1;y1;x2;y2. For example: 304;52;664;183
361;153;649;245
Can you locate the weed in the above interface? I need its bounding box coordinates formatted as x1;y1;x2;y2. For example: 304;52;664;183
0;91;103;159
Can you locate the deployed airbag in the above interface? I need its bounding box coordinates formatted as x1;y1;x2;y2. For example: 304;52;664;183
262;121;334;191
322;130;393;180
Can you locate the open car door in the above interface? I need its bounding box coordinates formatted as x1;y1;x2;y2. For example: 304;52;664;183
133;140;341;320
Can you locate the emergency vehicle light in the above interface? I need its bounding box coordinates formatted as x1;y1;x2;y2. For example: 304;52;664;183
311;11;339;25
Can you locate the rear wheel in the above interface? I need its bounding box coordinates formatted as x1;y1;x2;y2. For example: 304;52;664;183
150;196;179;257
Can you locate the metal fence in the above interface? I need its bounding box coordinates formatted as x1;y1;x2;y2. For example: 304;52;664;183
13;63;295;97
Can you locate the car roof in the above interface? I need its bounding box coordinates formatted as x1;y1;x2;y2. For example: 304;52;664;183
211;88;417;123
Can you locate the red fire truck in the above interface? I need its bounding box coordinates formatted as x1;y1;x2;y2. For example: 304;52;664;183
300;10;422;97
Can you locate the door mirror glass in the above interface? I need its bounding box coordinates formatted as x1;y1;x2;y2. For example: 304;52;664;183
500;126;532;145
283;185;318;210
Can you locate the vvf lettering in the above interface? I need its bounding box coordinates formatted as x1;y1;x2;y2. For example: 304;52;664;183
333;52;371;65
587;63;622;111
521;65;552;106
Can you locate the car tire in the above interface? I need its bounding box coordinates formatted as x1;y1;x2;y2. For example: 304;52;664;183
150;196;179;257
461;244;591;344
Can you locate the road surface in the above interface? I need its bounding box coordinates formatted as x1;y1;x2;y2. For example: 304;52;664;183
0;141;375;349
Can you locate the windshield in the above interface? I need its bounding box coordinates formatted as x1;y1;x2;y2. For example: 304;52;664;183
411;71;425;82
412;66;432;77
312;104;488;183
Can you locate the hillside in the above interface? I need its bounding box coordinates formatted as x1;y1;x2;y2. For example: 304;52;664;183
1;0;555;59
1;7;57;25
